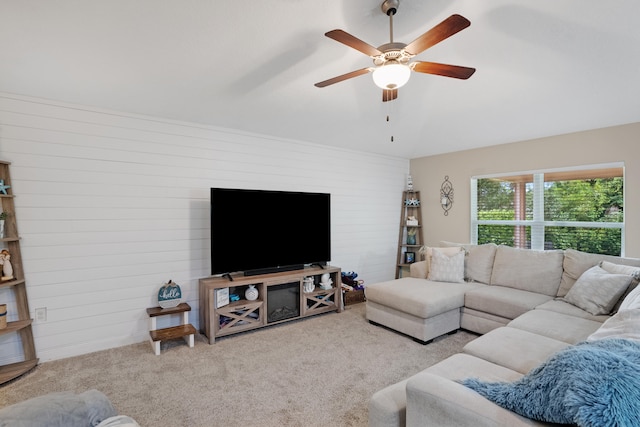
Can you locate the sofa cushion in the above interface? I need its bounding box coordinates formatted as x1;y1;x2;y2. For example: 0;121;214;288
463;327;570;375
587;308;640;342
507;310;602;344
460;307;512;334
407;355;539;427
461;339;640;427
440;241;498;284
534;300;609;322
490;246;564;296
557;248;640;297
562;265;631;315
364;277;477;319
428;248;465;283
464;286;553;320
424;353;523;383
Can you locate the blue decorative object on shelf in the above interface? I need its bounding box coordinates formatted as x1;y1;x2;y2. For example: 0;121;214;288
158;279;182;308
0;180;10;195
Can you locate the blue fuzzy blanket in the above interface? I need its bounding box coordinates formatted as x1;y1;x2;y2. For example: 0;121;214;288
461;338;640;427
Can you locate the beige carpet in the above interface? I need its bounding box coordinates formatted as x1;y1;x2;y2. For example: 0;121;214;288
1;304;476;426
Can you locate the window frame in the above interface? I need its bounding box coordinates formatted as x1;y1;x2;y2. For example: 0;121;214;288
470;162;625;256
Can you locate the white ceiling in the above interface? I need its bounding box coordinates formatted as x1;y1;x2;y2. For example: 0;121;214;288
1;0;639;159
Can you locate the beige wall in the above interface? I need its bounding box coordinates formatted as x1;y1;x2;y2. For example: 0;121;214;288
410;122;640;257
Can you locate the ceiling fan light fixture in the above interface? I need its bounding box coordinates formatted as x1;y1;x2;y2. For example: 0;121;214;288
372;62;411;90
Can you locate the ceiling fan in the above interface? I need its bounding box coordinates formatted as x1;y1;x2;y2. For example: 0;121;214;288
314;0;476;102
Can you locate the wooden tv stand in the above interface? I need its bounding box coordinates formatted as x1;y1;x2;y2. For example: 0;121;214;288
199;266;342;344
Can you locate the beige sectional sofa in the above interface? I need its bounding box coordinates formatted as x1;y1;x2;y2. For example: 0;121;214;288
365;244;640;427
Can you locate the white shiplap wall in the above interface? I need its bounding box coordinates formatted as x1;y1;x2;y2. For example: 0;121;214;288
0;93;408;363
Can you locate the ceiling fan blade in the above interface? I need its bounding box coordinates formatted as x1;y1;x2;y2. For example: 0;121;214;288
404;14;471;56
382;89;398;102
325;29;383;57
412;61;476;79
314;68;372;88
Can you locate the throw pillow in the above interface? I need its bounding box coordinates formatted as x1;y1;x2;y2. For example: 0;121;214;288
562;265;632;315
587;309;640;342
619;284;640;311
440;241;497;284
600;260;640;277
419;246;462;277
461;338;640;427
427;247;464;283
600;260;640;313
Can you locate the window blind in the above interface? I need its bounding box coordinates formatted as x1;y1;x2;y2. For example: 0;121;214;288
471;165;624;256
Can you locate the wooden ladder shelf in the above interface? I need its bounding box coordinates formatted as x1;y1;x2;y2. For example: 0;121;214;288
0;161;39;384
395;190;424;279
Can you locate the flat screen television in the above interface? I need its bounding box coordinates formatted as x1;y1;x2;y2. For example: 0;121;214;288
210;188;331;276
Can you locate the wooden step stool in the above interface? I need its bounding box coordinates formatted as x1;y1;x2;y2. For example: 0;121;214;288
146;302;196;355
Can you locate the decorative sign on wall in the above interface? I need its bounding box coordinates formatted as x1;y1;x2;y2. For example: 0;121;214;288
157;279;182;308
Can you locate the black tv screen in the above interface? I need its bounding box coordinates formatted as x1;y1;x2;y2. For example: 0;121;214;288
210;188;331;276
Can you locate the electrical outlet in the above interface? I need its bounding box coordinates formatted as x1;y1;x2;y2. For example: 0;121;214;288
35;307;47;322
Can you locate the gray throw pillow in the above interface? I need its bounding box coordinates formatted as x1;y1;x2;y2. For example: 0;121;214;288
562;265;632;315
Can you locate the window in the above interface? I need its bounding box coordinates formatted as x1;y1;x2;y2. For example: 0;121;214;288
471;164;624;256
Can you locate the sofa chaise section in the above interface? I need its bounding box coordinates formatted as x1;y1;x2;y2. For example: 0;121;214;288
365;277;482;344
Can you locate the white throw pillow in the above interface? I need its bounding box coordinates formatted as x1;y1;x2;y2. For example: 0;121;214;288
419;246;463;277
600;260;640;277
620;283;640;311
440;241;497;284
562;265;632;315
427;247;465;283
600;260;640;312
587;309;640;342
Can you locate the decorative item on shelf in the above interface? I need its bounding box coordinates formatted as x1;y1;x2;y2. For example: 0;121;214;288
440;175;454;216
157;279;182;308
215;287;230;308
407;228;417;245
245;284;259;301
404;197;420;207
319;273;333;290
407;174;413;191
405;252;416;264
0;211;6;239
0;249;14;281
303;276;315;293
0;304;6;329
0;179;10;195
406;215;419;226
229;294;241;302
